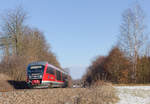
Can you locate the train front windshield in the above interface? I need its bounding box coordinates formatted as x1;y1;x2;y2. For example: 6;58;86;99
28;65;45;74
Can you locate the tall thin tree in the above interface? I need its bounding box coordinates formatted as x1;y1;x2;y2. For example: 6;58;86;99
119;4;147;83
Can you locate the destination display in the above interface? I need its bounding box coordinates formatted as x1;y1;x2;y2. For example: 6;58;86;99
30;66;42;69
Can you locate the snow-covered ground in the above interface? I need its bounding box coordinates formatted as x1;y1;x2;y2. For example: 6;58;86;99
115;86;150;104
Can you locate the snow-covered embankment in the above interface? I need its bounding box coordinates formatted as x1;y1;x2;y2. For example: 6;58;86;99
115;86;150;104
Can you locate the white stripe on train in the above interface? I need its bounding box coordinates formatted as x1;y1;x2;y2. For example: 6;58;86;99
42;80;64;84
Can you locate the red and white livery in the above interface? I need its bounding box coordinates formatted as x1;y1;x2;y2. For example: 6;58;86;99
26;61;68;88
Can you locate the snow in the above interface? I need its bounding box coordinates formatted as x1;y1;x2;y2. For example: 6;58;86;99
115;86;150;104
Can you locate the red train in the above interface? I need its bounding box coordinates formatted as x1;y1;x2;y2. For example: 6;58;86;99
26;61;68;88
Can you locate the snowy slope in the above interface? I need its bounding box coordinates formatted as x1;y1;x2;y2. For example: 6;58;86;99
115;86;150;104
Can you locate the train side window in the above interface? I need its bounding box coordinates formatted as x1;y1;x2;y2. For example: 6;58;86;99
62;73;66;81
62;73;63;81
46;67;54;75
56;70;61;80
62;73;64;81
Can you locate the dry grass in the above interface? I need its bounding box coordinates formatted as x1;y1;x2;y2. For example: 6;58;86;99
0;87;118;104
55;85;118;104
0;84;118;104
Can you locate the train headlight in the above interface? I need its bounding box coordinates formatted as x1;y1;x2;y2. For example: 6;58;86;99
29;75;32;79
39;75;42;78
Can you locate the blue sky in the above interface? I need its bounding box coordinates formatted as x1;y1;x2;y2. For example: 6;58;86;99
0;0;150;79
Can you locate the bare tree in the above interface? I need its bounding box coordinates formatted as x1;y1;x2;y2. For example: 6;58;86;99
0;7;27;56
119;4;148;82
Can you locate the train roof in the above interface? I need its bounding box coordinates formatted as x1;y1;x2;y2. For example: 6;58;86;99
28;61;68;75
28;61;48;66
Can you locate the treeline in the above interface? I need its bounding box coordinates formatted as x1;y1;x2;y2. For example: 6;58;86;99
83;47;150;85
83;4;150;85
0;7;61;81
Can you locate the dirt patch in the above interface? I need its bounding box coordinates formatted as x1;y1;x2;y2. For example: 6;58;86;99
0;80;14;92
0;74;14;92
0;73;29;92
0;73;11;80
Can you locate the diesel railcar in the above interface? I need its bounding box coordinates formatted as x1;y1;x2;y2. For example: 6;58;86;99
26;61;68;88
